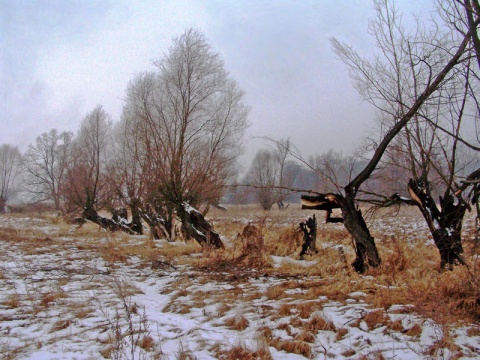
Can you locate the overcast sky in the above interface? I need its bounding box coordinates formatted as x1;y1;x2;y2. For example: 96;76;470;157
1;0;433;167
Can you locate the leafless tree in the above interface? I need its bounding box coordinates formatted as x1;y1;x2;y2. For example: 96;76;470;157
274;138;299;209
247;148;278;210
23;129;73;212
65;106;115;221
302;0;472;272
246;138;300;210
120;29;249;246
0;144;22;212
309;150;359;193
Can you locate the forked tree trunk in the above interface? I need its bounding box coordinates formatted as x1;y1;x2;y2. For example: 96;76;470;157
139;203;171;240
408;178;467;269
301;193;381;273
339;195;381;273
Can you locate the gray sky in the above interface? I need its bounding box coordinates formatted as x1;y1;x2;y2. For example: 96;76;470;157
1;0;433;166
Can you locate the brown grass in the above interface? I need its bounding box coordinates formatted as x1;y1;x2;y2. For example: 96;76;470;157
1;205;480;358
39;291;67;308
266;285;285;300
362;310;388;330
271;340;311;358
278;303;293;316
296;301;324;319
336;327;348;341
50;319;72;332
138;335;155;351
224;313;249;331
218;345;272;360
2;293;20;308
307;313;336;332
405;323;423;337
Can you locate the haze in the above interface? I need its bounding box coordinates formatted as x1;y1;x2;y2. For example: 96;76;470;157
1;0;433;167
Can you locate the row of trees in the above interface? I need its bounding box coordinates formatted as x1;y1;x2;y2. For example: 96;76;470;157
0;29;249;248
2;1;479;273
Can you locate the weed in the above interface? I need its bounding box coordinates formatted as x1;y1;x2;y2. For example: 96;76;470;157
224;313;249;331
336;327;348;341
2;293;20;308
272;340;311;358
363;310;388;330
405;323;423;337
308;313;336;332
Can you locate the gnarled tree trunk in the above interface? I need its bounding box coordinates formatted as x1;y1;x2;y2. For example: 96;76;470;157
178;203;224;249
339;194;381;273
82;207;137;234
408;178;467;269
299;214;317;258
301;193;381;272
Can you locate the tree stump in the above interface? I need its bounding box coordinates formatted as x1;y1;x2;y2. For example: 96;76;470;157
299;214;317;259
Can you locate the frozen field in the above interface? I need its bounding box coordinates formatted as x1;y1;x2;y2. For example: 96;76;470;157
0;207;479;359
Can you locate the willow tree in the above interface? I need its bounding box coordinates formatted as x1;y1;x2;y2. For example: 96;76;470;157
120;29;249;246
64;106;116;224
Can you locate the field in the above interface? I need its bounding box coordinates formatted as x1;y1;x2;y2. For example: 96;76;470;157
0;205;479;359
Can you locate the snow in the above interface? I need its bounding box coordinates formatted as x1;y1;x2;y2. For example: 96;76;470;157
0;214;479;359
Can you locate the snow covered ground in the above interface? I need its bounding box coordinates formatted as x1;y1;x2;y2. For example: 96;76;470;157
0;212;479;359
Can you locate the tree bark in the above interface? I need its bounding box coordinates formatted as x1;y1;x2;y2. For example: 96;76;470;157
82;207;136;234
299;214;317;258
0;198;7;213
139;203;170;240
339;194;381;273
178;203;224;249
301;193;381;272
408;178;467;269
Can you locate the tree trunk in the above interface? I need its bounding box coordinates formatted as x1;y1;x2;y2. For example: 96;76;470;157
178;203;224;249
299;214;317;258
301;193;381;273
0;198;7;213
130;204;144;235
139;203;170;240
340;195;381;273
408;178;467;269
82;207;136;234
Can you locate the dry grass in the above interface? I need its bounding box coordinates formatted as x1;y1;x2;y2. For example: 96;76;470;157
307;312;336;332
224;313;249;331
2;293;20;308
217;344;272;360
271;340;312;358
362;310;388;330
39;291;68;309
1;205;480;358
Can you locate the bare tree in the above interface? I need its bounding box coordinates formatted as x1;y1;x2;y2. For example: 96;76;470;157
301;0;472;272
120;29;249;246
246;139;299;210
274;138;299;209
23;129;73;212
247;148;278;210
0;144;22;212
65;106;116;223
